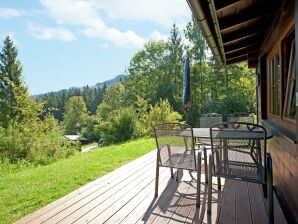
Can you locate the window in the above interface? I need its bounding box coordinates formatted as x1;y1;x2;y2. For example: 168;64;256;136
267;27;295;126
284;40;296;120
268;53;281;116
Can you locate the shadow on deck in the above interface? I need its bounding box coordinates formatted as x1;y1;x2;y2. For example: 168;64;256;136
16;150;286;224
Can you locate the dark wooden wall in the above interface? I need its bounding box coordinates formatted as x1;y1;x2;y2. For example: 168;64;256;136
256;1;298;220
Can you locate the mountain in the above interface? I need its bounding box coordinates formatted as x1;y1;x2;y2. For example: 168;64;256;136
95;74;125;87
33;74;125;100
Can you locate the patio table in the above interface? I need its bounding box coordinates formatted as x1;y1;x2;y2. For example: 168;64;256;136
179;128;273;183
191;128;273;139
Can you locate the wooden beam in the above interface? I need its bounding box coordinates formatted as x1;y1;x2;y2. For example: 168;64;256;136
214;0;240;11
226;48;248;60
219;7;269;31
224;44;259;54
261;0;295;55
223;32;264;47
224;39;261;54
221;22;266;45
226;55;247;65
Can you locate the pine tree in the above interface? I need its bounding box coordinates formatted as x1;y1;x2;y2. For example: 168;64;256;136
166;23;183;111
0;36;25;126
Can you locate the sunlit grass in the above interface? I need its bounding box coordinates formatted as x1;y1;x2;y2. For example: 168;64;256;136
0;137;155;224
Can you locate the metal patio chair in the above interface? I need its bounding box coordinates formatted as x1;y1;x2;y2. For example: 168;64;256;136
154;122;202;207
196;113;223;183
227;112;255;149
207;122;274;223
227;112;254;123
200;113;223;128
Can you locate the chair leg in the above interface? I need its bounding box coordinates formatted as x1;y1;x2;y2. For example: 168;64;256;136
267;153;274;224
197;152;202;207
176;169;179;181
203;146;208;184
215;151;221;190
207;155;213;214
262;183;267;198
155;163;160;198
170;168;174;178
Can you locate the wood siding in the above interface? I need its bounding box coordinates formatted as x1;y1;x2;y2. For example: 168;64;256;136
256;1;297;222
262;121;298;223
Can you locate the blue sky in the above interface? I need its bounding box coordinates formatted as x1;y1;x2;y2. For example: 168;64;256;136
0;0;191;95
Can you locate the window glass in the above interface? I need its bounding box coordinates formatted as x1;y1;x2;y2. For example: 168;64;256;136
276;56;280;115
284;42;296;120
268;54;280;116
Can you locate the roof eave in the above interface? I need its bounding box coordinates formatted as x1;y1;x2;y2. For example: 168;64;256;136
187;0;225;66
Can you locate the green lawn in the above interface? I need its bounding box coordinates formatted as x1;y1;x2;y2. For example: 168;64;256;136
0;137;156;224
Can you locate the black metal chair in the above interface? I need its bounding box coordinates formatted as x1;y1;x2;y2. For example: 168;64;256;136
195;113;223;183
200;113;223;128
154;122;202;207
207;122;274;223
227;112;254;123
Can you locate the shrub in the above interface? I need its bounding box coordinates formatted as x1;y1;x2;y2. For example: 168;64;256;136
100;107;138;144
0;115;76;164
82;115;101;142
140;99;182;135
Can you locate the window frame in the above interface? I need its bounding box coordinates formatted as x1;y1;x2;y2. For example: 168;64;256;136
267;47;281;119
283;39;296;124
266;26;296;131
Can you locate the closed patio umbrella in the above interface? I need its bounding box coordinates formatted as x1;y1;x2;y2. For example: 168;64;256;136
182;56;191;111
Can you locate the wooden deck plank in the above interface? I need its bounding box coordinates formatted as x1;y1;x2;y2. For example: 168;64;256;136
235;181;252;224
88;167;170;223
168;177;197;224
105;168;172;224
15;150;287;224
118;171;175;224
218;179;236;224
15;150;156;224
201;178;224;224
259;184;287;224
136;171;180;224
151;181;190;224
247;182;268;224
51;162;158;223
31;159;156;224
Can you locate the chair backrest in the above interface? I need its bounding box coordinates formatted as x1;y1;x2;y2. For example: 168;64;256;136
210;122;267;182
200;113;223;128
227;112;254;123
154;122;196;170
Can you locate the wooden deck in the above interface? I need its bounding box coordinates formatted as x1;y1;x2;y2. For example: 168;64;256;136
16;150;287;224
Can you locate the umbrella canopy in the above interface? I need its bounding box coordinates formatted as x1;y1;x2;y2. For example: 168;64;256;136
182;56;191;111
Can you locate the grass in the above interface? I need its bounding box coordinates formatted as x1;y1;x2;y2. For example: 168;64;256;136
0;137;156;224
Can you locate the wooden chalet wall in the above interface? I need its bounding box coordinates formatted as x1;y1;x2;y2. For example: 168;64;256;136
257;0;298;222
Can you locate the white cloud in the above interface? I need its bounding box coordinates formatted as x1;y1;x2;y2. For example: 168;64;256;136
39;0;190;48
94;0;190;28
0;8;26;18
40;0;98;25
28;23;76;42
81;18;145;48
39;0;146;48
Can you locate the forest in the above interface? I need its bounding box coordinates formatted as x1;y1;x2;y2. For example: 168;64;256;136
0;17;256;165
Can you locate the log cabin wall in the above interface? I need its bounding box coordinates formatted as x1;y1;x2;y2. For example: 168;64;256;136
256;1;297;221
187;0;297;221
